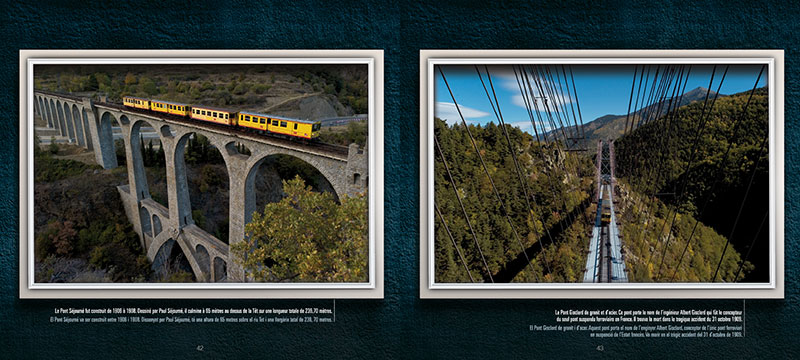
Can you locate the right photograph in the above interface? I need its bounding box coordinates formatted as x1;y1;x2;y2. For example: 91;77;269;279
421;51;783;296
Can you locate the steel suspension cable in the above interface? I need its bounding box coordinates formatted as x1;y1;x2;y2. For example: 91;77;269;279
712;130;768;282
669;65;765;281
512;65;560;248
474;65;546;277
434;202;475;282
650;66;729;270
733;211;768;283
644;66;720;263
519;65;572;237
530;65;581;227
434;135;494;282
624;65;639;135
568;66;586;140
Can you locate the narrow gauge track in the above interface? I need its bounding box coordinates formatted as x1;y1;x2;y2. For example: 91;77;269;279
597;218;612;283
95;101;350;158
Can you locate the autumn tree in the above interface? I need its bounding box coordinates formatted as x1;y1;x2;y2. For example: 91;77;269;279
231;176;368;282
124;72;137;86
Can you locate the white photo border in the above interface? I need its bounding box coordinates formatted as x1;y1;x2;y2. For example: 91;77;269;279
20;49;384;299
419;49;783;299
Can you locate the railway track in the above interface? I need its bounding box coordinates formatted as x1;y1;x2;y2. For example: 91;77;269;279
95;101;350;158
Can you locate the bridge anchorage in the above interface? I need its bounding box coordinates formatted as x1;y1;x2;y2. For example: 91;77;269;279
34;90;369;282
583;140;628;283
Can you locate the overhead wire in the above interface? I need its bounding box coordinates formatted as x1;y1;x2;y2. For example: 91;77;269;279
434;134;494;282
434;202;475;282
669;65;765;281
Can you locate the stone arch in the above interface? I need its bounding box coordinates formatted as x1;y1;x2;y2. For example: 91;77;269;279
160;125;174;139
50;99;64;136
39;97;50;127
174;131;229;239
33;97;41;124
195;244;211;277
38;97;45;124
152;238;176;274
139;206;152;240
224;140;252;158
242;152;338;227
172;132;195;227
38;97;48;127
151;238;199;282
128;118;152;201
71;104;86;147
132;118;169;208
118;113;130;126
82;107;93;150
213;257;227;282
63;102;77;143
97;111;119;168
57;101;72;140
152;214;163;237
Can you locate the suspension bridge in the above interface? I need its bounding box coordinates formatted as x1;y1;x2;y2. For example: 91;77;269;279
433;62;769;284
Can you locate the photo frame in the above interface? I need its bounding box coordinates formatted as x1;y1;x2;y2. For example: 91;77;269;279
20;49;384;299
419;49;783;299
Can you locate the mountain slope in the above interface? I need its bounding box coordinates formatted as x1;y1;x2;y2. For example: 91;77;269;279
554;87;720;148
615;87;768;282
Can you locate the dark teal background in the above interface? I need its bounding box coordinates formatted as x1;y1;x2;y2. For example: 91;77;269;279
2;1;797;358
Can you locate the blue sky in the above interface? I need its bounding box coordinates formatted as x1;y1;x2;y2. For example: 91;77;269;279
434;64;767;135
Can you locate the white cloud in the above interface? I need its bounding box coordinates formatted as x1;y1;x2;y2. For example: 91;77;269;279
511;94;527;108
434;102;490;126
510;121;533;132
498;69;572;110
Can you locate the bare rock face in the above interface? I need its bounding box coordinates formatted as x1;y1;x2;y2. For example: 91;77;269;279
270;95;342;120
296;95;339;120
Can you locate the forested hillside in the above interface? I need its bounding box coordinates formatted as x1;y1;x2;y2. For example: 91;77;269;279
34;64;368;119
433;118;595;283
551;87;717;149
615;87;768;282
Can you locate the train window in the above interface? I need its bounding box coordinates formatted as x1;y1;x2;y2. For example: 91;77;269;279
260;118;266;124
294;123;298;130
202;110;206;115
245;115;250;121
272;120;278;126
280;121;287;127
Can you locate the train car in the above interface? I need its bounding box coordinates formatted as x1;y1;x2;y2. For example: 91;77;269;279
237;111;270;132
123;96;150;110
239;111;320;139
601;206;612;225
600;187;612;225
267;115;321;139
190;105;237;126
150;99;192;117
120;96;323;141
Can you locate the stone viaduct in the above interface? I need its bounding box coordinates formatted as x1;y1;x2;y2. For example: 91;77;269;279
33;91;368;282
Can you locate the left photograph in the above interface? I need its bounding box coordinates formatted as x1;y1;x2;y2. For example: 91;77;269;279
20;50;384;298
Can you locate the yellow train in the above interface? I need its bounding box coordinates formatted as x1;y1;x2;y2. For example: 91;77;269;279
600;185;612;225
122;96;321;140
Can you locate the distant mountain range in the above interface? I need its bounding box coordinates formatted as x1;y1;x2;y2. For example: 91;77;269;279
550;87;722;148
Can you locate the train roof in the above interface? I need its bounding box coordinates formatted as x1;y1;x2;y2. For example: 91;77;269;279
238;110;319;124
192;104;236;113
150;99;190;107
123;95;149;101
